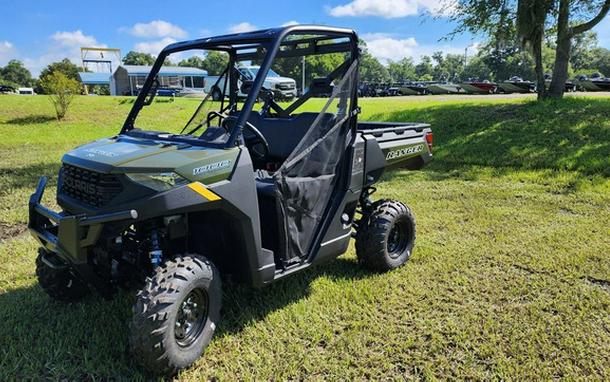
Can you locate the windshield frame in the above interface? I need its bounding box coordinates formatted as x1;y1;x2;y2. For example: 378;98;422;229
120;25;360;149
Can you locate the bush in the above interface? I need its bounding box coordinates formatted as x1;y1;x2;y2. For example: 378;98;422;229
40;72;82;120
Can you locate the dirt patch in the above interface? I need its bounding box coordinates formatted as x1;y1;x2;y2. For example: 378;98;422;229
0;223;28;242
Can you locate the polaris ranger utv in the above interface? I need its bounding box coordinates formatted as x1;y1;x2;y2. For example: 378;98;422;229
28;25;433;374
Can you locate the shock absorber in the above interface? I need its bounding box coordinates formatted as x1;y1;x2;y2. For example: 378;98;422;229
149;230;163;268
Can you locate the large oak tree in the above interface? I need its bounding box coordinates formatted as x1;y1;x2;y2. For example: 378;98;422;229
451;0;610;99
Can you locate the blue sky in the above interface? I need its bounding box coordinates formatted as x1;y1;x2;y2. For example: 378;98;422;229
1;0;610;76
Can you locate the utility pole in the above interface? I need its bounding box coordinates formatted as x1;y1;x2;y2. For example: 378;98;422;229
302;56;306;94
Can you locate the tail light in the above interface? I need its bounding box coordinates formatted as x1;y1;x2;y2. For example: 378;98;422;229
425;131;433;152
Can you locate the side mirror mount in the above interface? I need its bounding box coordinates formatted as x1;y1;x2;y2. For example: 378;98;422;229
240;80;254;95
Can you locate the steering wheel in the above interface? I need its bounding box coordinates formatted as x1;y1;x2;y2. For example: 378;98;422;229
258;87;276;117
243;121;270;162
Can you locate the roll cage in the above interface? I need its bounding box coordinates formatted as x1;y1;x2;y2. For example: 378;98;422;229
120;25;360;148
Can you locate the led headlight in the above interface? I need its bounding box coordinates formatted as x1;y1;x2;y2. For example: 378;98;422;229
126;172;189;192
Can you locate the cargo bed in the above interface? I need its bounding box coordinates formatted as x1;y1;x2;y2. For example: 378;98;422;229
357;121;433;172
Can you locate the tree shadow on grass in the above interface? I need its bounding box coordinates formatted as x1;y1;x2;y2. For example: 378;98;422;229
368;97;610;177
3;115;56;125
0;162;61;192
0;256;369;379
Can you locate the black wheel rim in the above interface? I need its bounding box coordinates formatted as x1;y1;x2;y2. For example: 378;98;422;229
387;220;409;259
174;288;209;348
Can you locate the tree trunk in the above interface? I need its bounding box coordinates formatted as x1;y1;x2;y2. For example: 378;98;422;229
533;38;546;100
549;0;571;99
549;37;571;98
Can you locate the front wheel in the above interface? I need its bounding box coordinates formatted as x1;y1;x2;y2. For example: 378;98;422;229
129;254;221;375
356;200;416;272
36;248;89;302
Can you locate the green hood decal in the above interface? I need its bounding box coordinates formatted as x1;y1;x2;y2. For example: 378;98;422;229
63;137;240;185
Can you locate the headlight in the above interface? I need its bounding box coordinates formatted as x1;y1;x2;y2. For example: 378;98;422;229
126;172;189;192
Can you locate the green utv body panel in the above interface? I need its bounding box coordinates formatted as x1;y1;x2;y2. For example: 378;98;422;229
62;137;240;184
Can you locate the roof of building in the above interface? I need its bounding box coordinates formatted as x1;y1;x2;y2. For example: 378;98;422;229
78;72;111;85
120;65;208;77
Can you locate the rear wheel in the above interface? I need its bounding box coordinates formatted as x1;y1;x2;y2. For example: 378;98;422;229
356;200;416;272
35;248;89;302
129;254;221;375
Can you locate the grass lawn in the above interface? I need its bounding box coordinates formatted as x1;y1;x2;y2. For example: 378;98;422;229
0;94;609;380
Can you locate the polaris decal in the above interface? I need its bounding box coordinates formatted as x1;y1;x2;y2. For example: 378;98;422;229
385;144;424;160
193;160;232;176
84;148;118;157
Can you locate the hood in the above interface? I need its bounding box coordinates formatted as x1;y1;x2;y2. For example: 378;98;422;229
62;136;240;184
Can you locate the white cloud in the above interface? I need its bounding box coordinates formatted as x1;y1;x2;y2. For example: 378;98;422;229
0;41;16;65
51;30;97;47
363;33;478;63
328;0;451;18
282;20;300;27
21;30;107;76
134;37;177;56
362;34;418;62
228;22;257;34
127;20;187;39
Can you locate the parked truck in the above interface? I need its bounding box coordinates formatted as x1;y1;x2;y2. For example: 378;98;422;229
204;65;297;101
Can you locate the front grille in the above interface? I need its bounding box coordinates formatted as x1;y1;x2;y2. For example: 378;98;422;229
60;164;123;208
277;82;296;90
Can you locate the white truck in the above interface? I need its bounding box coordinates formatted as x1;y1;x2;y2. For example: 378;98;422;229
204;65;297;101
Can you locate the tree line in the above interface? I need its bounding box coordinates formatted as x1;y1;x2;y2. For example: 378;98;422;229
2;0;610;102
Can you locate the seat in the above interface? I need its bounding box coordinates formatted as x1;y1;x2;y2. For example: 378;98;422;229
246;112;335;162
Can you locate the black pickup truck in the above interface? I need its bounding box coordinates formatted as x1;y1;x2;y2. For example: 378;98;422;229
28;25;432;375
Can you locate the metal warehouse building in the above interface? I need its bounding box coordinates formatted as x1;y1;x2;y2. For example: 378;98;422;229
78;72;111;93
109;65;208;96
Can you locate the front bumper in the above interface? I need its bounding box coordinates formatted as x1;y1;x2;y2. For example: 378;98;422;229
29;176;138;295
273;88;297;99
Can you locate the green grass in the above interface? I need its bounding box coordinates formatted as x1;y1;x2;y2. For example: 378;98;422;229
0;94;609;380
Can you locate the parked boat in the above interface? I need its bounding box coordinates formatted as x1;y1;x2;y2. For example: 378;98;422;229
459;80;497;94
543;77;577;92
398;82;428;95
591;78;610;91
427;82;465;94
574;74;610;91
498;77;536;93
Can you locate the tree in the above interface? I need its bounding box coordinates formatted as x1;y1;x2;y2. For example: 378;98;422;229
359;51;390;82
178;56;206;69
462;56;493;80
432;52;465;81
39;58;80;82
0;60;33;86
415;56;434;80
547;0;610;98
590;47;610;76
570;32;599;71
40;72;81;120
387;58;416;81
123;51;155;66
201;51;229;76
452;0;610;99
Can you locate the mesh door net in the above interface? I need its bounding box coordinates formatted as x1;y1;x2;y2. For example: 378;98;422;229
273;60;358;263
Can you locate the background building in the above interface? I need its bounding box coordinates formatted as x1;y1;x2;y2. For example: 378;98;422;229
109;65;208;96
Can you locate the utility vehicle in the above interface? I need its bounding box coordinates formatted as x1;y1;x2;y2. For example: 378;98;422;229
28;25;433;375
